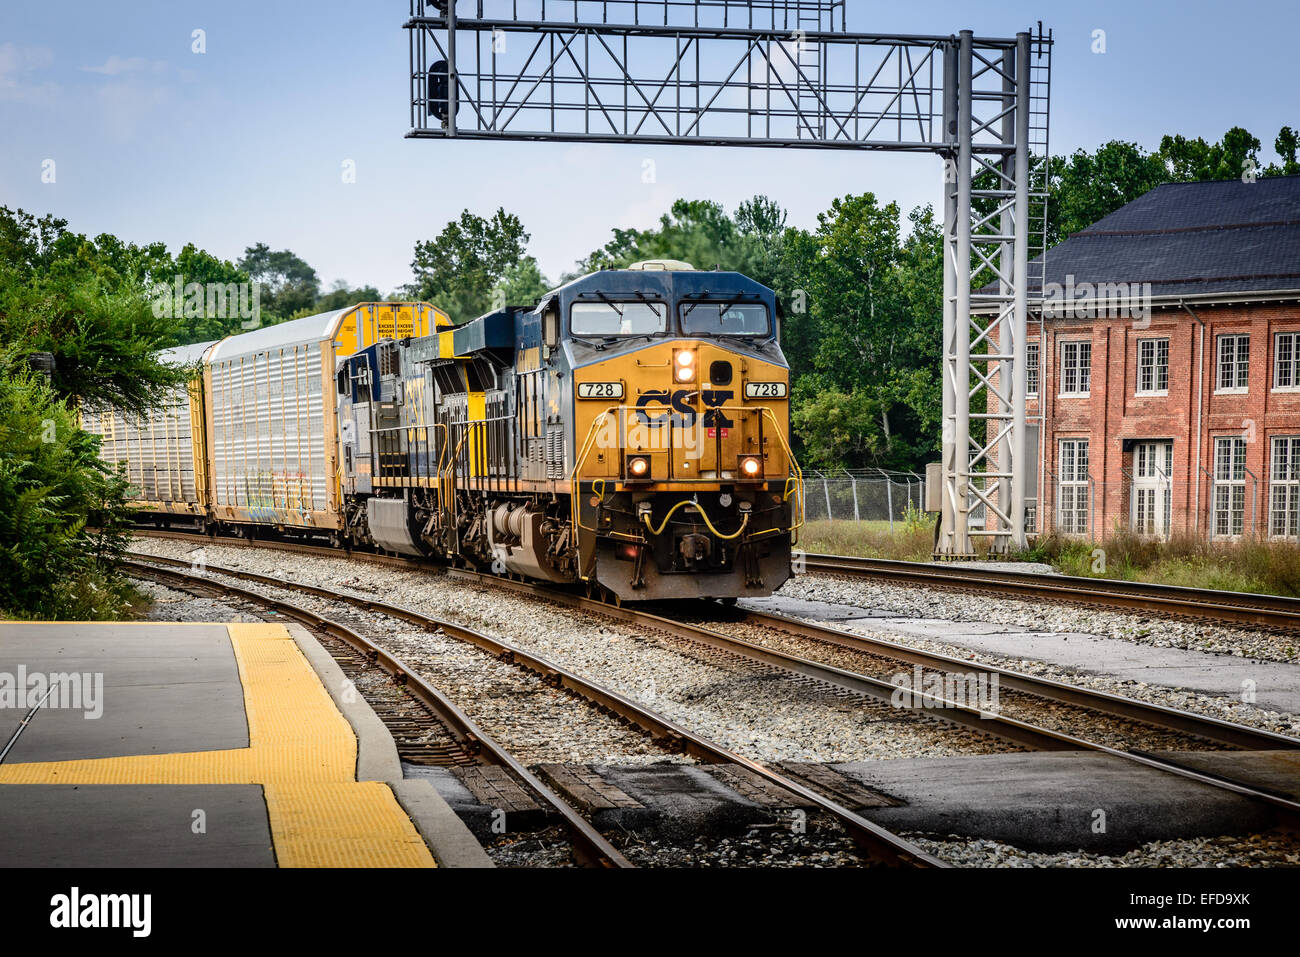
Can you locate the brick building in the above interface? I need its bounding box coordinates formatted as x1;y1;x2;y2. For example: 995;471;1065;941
1018;175;1300;540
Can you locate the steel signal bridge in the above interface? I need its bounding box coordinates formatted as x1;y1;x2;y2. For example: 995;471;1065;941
405;1;1052;556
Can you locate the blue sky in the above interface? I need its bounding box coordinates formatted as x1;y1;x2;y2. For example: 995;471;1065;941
1;1;1296;294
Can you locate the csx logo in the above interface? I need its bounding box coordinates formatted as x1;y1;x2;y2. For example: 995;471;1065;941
636;389;733;428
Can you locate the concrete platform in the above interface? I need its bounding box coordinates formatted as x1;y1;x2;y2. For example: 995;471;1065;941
414;751;1297;853
0;621;489;868
837;752;1282;851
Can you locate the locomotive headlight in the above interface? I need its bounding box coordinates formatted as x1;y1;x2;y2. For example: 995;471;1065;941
674;350;695;381
627;455;651;480
739;455;763;479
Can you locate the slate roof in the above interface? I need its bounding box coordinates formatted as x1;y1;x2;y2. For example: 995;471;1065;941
1007;175;1300;302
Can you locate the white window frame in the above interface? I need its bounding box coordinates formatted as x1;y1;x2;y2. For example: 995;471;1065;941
1212;436;1248;539
1269;435;1300;539
1136;337;1169;396
1274;332;1300;391
1130;441;1173;537
1059;341;1091;398
1215;334;1249;394
1057;438;1090;536
1026;341;1039;398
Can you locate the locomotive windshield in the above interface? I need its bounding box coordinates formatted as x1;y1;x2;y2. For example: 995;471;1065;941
570;301;666;337
679;300;770;337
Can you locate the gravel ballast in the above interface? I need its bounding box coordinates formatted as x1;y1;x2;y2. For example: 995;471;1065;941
781;572;1300;738
128;539;1016;764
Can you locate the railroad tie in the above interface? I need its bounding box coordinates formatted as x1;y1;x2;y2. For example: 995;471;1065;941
535;763;645;814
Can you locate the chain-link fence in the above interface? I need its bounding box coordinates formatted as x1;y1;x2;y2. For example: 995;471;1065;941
802;469;927;528
805;465;1300;543
1032;471;1300;542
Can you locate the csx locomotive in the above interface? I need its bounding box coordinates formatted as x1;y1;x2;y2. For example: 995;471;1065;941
87;260;804;601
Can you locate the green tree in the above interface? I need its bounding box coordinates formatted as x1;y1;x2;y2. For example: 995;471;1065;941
160;243;256;344
408;209;531;323
1268;126;1299;176
238;242;321;320
1157;126;1261;182
311;280;383;315
1048;140;1170;242
0;208;190;416
492;257;551;309
0;355;139;619
787;195;943;470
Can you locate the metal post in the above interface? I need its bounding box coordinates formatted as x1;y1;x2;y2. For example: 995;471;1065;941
1011;32;1031;550
952;31;974;554
880;469;894;531
445;0;458;135
1089;473;1096;540
847;468;860;522
994;46;1015;553
1246;466;1258;538
938;38;958;557
822;472;832;521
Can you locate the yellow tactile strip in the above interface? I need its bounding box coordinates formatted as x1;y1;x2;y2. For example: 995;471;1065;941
0;623;434;868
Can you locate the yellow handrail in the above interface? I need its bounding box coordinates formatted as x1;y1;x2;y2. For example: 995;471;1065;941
642;499;751;540
566;403;805;575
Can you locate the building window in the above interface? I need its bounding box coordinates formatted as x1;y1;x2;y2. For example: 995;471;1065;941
1136;338;1169;395
1270;436;1300;538
1026;341;1039;397
1060;341;1091;396
1216;334;1249;392
1131;441;1173;536
1057;439;1089;535
1212;436;1248;538
1275;332;1300;389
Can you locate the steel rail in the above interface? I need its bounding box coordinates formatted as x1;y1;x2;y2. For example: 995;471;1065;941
125;531;1300;828
125;553;943;868
121;559;632;869
730;607;1300;753
444;568;1300;829
803;552;1300;631
128;530;1300;746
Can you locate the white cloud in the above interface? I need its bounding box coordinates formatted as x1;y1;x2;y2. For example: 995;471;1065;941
81;55;168;76
93;81;173;141
0;42;57;103
0;42;53;76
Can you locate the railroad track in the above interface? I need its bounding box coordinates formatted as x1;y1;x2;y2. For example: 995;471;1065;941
445;566;1300;824
803;552;1300;632
136;528;1300;631
125;553;945;869
127;530;1300;833
123;558;633;869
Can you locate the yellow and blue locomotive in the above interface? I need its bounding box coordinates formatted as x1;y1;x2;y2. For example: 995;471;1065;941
337;261;803;600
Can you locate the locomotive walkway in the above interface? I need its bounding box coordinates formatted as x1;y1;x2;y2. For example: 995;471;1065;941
0;621;487;867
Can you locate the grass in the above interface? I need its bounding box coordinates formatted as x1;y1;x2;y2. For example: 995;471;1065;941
800;519;1300;598
1020;530;1300;597
799;518;936;563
